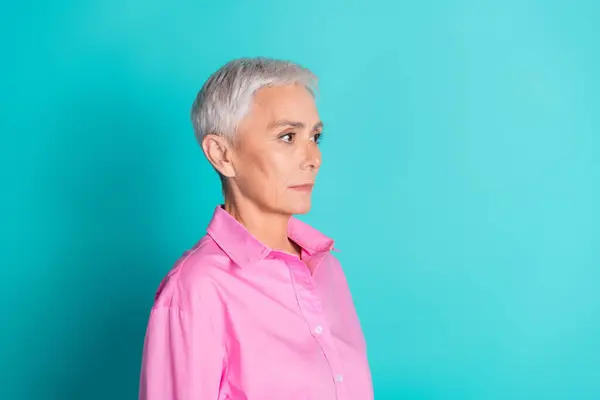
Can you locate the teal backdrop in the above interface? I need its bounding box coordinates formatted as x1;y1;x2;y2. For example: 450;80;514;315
1;1;599;399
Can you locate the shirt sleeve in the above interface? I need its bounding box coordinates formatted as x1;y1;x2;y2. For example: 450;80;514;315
138;306;226;400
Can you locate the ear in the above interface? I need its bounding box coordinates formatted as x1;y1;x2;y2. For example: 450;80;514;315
201;134;236;178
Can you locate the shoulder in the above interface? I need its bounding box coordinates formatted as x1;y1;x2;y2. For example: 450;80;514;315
325;250;341;265
314;250;351;286
324;250;345;274
151;235;234;311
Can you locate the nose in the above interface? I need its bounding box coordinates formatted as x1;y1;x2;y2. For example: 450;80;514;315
301;142;321;170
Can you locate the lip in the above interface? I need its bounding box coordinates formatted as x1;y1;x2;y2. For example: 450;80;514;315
289;183;314;191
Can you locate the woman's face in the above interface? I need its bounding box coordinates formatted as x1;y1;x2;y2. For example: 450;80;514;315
228;83;323;216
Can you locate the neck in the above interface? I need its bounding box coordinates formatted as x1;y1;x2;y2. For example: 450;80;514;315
224;195;299;256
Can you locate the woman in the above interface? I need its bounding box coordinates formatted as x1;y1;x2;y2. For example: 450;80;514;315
139;57;373;400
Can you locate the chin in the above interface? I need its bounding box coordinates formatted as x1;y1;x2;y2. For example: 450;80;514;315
281;200;312;215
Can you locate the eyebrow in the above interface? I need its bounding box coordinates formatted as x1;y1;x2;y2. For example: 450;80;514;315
269;119;324;131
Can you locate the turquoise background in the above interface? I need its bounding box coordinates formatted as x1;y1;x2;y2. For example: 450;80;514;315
1;1;599;399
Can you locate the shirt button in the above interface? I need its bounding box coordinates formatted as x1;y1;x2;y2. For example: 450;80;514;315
335;374;344;383
314;325;323;335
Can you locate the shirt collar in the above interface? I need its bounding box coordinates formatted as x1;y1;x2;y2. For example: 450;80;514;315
206;205;335;268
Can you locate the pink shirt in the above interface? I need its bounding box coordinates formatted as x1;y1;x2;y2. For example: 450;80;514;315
139;206;373;399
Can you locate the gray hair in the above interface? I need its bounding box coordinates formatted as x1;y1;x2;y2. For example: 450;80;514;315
190;57;319;144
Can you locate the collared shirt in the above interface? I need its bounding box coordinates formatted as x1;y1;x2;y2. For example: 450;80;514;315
139;206;373;400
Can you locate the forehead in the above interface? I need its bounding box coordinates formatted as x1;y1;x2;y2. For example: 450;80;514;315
250;84;319;122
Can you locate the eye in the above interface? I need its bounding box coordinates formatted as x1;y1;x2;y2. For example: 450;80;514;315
311;132;323;144
279;132;295;143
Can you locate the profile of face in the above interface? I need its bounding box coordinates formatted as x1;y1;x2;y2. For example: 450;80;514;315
203;84;323;216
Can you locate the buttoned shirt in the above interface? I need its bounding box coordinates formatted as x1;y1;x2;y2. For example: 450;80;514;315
139;206;373;399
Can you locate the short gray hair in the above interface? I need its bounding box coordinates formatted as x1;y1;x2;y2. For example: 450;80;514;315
190;57;319;143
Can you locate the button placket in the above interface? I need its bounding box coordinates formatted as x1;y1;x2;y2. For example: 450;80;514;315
288;257;348;399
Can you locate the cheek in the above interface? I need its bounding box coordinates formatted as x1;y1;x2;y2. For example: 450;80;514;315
256;155;299;202
268;152;297;185
237;152;287;193
233;142;303;200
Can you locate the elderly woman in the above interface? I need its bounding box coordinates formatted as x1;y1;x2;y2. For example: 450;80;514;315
139;57;373;400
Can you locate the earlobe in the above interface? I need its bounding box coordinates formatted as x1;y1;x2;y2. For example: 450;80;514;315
202;134;236;178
